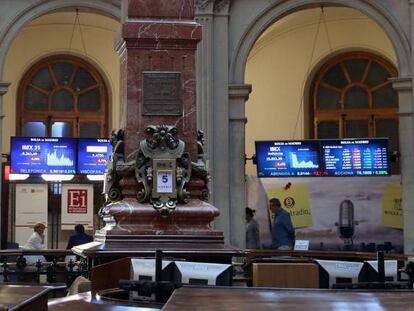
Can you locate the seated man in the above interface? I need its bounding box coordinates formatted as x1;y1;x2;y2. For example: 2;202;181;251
66;224;93;249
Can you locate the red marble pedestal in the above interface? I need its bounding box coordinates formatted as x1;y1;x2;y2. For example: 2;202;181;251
97;0;224;250
96;199;224;249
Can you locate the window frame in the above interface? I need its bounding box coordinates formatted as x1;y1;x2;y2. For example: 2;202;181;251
310;51;398;139
17;54;108;137
310;51;399;173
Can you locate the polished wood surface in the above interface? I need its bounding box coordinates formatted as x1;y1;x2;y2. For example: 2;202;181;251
163;287;414;311
252;263;319;288
48;292;160;311
91;257;131;293
0;284;51;311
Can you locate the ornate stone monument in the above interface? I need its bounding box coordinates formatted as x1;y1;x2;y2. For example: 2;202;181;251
96;0;224;249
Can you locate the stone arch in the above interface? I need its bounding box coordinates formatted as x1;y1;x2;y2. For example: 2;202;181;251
229;0;411;84
0;0;121;78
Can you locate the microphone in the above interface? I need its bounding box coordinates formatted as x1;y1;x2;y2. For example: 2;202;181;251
335;199;356;242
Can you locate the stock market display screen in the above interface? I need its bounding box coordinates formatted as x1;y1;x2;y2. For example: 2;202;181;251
11;137;77;174
77;138;112;175
321;138;389;176
255;140;323;177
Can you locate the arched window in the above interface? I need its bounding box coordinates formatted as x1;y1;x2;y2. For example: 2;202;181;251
17;55;108;138
310;51;399;173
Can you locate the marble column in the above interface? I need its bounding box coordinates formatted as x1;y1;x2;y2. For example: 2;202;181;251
229;84;251;248
195;1;232;242
116;0;202;160
209;5;231;241
391;77;414;254
0;82;10;248
195;3;215;200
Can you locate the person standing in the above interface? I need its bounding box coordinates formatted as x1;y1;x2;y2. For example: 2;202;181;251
265;198;295;250
246;207;260;249
66;224;93;249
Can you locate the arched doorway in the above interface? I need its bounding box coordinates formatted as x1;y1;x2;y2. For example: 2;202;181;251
0;6;120;248
227;3;411;250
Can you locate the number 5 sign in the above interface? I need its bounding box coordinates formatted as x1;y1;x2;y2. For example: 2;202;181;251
157;171;173;193
152;159;177;200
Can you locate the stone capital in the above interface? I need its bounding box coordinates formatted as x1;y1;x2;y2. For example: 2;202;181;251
0;82;11;96
195;0;214;12
229;84;251;122
228;84;252;100
390;77;412;92
213;0;230;13
195;0;230;14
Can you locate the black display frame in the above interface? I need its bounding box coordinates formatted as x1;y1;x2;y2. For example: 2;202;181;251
254;138;390;178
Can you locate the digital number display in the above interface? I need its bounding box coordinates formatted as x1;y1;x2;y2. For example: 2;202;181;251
77;138;112;175
11;137;77;174
255;138;390;178
255;140;323;177
321;139;389;176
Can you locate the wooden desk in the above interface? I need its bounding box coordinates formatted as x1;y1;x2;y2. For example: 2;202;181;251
48;292;160;311
0;284;54;311
162;286;414;311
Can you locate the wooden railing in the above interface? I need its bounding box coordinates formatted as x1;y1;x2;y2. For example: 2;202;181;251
0;248;409;287
0;249;88;285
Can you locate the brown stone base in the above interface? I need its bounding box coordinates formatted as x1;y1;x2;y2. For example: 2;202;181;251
96;198;224;249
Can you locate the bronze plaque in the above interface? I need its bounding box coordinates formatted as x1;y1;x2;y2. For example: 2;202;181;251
143;72;181;115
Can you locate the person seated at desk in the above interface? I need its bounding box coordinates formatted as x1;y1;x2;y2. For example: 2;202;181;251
66;224;93;249
21;222;46;264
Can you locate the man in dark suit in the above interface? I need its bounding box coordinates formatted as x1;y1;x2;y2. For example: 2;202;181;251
66;224;93;249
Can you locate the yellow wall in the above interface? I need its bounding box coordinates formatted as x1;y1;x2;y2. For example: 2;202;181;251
2;11;120;152
245;7;397;175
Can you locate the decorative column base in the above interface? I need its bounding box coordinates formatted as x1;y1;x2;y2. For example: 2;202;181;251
96;199;225;250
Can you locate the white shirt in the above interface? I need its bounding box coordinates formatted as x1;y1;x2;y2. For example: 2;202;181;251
22;232;45;250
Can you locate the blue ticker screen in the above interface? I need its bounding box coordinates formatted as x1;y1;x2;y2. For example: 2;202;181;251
255;138;390;178
10;137;77;174
255;140;323;177
77;138;112;175
321;138;389;176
